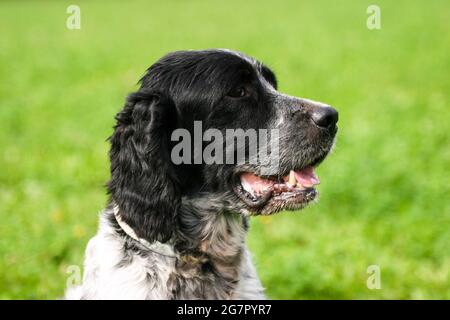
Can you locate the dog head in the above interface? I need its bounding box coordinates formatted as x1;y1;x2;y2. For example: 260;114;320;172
108;49;338;242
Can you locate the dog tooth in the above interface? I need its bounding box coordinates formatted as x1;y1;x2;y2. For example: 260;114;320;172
287;170;297;187
296;182;306;190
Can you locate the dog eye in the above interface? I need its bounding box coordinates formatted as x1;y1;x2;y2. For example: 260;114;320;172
228;86;248;98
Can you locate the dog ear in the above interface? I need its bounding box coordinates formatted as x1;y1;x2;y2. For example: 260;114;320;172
107;90;180;243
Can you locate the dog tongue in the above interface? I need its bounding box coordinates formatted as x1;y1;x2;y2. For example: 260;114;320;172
240;172;274;194
293;166;320;186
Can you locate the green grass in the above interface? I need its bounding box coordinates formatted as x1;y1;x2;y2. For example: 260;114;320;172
0;0;449;299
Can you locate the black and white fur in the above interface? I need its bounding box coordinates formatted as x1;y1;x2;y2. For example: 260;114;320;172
66;49;338;299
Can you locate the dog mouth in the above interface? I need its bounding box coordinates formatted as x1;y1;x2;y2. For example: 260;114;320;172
233;166;320;215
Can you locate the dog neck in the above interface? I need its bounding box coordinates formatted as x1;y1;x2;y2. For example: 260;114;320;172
176;195;248;260
112;197;249;299
112;199;248;262
112;204;179;258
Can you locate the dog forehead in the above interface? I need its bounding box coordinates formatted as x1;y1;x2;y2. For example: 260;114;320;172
216;49;258;65
139;49;277;99
166;49;260;73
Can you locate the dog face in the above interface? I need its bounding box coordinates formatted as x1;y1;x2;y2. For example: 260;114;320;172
108;49;338;242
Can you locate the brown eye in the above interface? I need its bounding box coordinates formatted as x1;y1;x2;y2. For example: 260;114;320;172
228;86;248;98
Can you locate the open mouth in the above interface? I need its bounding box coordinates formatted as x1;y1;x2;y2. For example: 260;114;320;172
233;166;320;215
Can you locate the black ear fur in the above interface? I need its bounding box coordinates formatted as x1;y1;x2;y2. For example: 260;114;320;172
107;90;180;243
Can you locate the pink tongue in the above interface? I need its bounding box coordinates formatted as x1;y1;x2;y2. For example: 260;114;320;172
240;166;320;195
293;166;320;186
240;172;274;194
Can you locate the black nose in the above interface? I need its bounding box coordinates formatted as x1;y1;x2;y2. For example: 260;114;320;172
311;106;339;129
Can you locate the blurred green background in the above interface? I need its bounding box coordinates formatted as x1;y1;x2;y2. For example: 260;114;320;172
0;0;449;299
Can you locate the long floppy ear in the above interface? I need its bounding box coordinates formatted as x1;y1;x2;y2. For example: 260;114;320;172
107;90;180;243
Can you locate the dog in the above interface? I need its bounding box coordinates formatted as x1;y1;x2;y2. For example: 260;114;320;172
65;49;338;299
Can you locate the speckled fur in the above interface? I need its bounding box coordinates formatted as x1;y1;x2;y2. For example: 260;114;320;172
65;202;264;300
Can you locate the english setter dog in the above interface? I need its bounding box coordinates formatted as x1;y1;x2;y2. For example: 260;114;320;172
66;49;338;299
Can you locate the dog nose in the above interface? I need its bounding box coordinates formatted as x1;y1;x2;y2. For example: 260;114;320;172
311;106;339;129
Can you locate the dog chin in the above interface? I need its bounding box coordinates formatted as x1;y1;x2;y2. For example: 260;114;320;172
236;188;318;216
257;188;318;215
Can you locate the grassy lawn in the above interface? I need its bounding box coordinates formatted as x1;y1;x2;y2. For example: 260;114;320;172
0;0;448;299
